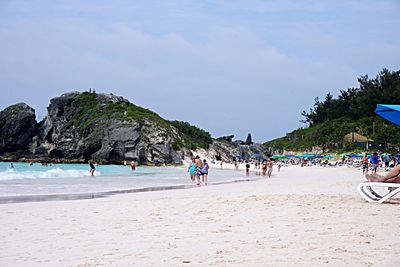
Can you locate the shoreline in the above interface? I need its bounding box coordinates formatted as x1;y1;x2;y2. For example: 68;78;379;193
0;177;254;204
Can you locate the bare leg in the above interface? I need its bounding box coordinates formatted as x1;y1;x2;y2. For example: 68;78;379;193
385;176;400;183
366;173;400;183
383;165;400;179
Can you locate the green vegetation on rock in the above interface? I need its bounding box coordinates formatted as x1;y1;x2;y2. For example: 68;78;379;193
169;120;213;150
264;69;400;152
70;92;212;151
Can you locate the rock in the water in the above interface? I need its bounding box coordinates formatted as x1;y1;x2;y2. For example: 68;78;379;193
0;103;37;153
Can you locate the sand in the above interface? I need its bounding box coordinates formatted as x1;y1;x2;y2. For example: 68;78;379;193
1;166;399;267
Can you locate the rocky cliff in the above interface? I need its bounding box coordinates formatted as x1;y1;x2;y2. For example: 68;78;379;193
0;103;37;154
0;92;205;164
204;138;271;162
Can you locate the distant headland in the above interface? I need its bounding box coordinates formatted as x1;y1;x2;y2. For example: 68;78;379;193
264;69;400;153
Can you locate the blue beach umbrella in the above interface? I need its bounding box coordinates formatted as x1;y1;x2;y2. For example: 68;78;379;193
375;104;400;126
303;153;317;158
346;153;362;158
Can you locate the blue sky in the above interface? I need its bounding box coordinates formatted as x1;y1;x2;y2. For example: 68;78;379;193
0;0;399;142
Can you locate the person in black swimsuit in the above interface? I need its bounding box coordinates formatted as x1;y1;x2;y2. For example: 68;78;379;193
245;160;250;177
89;160;96;176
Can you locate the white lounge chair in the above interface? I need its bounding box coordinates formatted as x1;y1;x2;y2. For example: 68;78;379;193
357;182;400;203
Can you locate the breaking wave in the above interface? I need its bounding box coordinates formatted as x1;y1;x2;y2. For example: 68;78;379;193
0;168;101;180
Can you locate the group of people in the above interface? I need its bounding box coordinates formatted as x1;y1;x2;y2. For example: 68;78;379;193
187;156;210;186
241;159;275;178
361;151;400;175
363;151;400;183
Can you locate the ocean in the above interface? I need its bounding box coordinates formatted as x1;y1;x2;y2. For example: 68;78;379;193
0;162;249;200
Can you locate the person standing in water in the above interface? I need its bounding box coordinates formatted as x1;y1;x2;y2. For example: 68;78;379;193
89;160;96;176
201;159;210;185
267;159;273;178
130;160;136;171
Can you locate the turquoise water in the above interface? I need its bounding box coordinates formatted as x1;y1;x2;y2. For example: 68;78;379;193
0;162;155;179
0;162;247;197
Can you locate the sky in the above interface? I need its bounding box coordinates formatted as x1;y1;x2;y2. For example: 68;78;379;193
0;0;399;142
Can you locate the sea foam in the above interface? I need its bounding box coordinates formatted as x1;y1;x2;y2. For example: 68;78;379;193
0;168;101;180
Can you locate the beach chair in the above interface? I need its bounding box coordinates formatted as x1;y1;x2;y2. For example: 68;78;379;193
357;182;400;203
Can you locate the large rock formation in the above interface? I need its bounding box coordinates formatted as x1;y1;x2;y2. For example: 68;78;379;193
245;133;253;145
34;92;185;164
0;92;198;164
0;103;37;154
201;138;271;162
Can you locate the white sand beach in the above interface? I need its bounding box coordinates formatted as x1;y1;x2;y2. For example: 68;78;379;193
1;166;399;267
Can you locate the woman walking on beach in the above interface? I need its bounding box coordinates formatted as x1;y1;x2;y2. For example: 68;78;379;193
254;160;260;176
362;154;369;174
89;160;96;176
195;156;203;185
267;159;273;178
262;160;267;176
187;159;196;182
245;160;250;177
201;159;209;185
